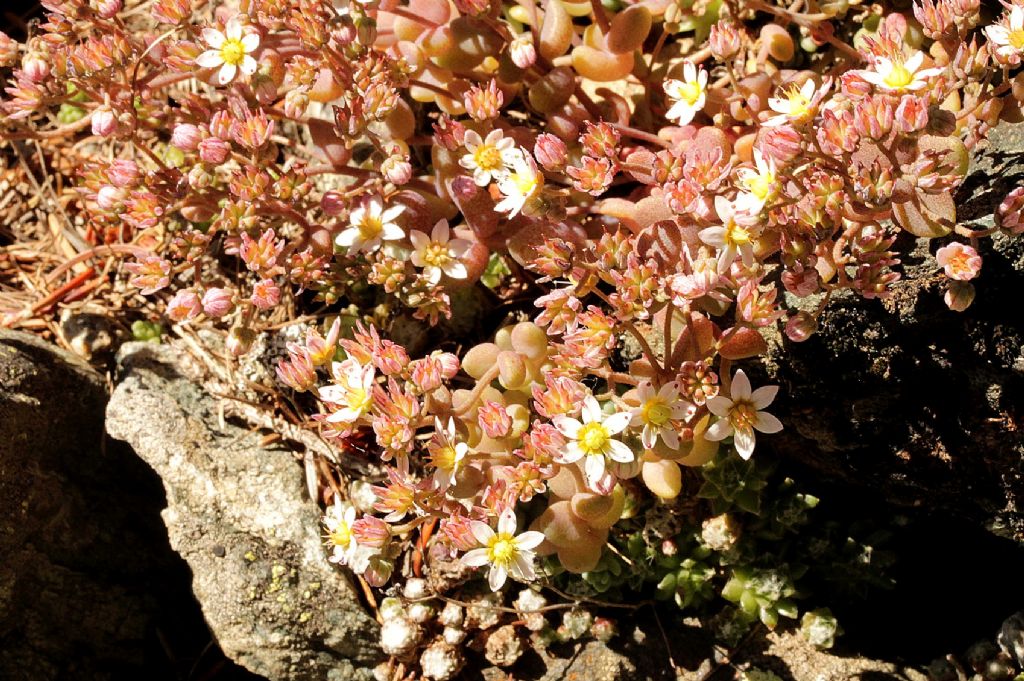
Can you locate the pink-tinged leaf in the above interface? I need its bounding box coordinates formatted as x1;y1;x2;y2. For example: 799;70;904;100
307;119;351;168
623;149;657;185
719;327;769;360
447;176;501;242
892;187;955;238
506;219;587;267
669;311;719;365
635;219;703;268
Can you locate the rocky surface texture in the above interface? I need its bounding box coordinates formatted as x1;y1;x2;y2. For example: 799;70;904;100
0;330;222;680
105;342;382;681
764;122;1024;544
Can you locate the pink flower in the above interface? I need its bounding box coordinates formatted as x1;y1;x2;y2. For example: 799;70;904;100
167;289;202;323
935;242;981;281
201;288;234;317
171;123;203;151
198;137;230;165
250;278;280;309
125;255;171;295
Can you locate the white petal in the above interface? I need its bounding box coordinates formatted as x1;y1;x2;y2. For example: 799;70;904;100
240;55;257;76
731;370;752;401
217;62;237;85
512;552;536;581
606;439;635;464
750;385;778;410
557;442;585;464
463;129;483;147
382;204;406;222
584;454;606;486
470;520;495;546
335;229;358;248
704;418;732;442
195;50;224;68
699;226;726;248
706;395;733;418
432;219;450;243
381;224;405;241
753;411;784;434
497;509;517;536
552;416;582;439
661;428;680;450
225;16;243;40
460;547;490;568
904;51;924;72
582;395;602;423
443;261;468;279
733;427;756;459
602;411;631;436
488;564;508;591
241;33;260;52
515;531;545;551
202;28;225;48
409;230;429;250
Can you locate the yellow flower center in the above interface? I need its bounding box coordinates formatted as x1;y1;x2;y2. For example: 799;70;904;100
1010;29;1024;49
347;386;371;413
329;522;351;548
512;170;541;197
357;215;383;239
473;145;503;171
785;87;811;120
433;444;461;472
642;399;672;426
730;400;757;430
219;38;246;67
883;62;914;90
676;81;703;106
725;220;752;246
422;242;451;268
578;421;610;455
487;534;516;565
745;173;776;201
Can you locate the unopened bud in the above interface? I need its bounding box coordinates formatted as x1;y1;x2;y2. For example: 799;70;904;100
944;280;975;312
91;106;117;137
201;287;234;317
198;137;230;165
534;133;568;172
509;34;537;69
226;326;256;357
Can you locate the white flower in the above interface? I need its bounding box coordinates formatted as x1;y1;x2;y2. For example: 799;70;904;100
552;395;634;491
764;78;828;127
428;417;470;490
629;381;695;450
704;369;783;460
986;5;1024;65
335;197;405;254
195;16;260;85
319;358;375;425
663;62;708;125
495;150;543;217
859;51;943;93
459;129;517;187
323;497;371;570
460;509;545;591
699;196;762;273
735;150;779;213
409;219;472;285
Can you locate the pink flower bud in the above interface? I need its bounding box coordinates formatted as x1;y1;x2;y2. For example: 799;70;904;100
997;187;1024;235
709;20;742;61
321;191;346;216
283;90;309;119
785;312;818;342
757;124;802;165
91;106;117;137
201;287;234;317
276;346;317;391
208;110;234;139
107;159;139;188
894;95;929;135
188;165;214;190
171;123;203;151
97;0;123;19
534;133;568;172
781;266;819;297
436;352;460;379
352;516;391;549
251;278;281;310
198;137;230;165
96;185;125;211
226;327;256;357
22;53;49;83
853;95;894;141
382;155;413;185
935;242;982;281
166;289;202;322
509;34;537;69
840;70;872;98
944;280;975;311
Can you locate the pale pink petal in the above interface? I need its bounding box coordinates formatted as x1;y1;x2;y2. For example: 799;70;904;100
733;427;756;459
432;219;450;243
409;230;429;250
704;418;733;442
731;370;752;401
497;509;517;536
381;224;405;241
753;411;784;434
750;385;778;410
661;428;680;450
460;548;490;567
443;261;468;279
706;395;733;418
202;28;225;48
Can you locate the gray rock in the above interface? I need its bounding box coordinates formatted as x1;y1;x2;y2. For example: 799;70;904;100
105;342;382;681
0;330;206;680
997;611;1024;668
763;122;1024;543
